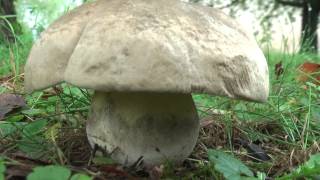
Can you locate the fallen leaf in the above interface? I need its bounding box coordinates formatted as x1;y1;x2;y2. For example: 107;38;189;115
99;165;129;177
0;93;26;120
148;165;164;179
275;61;284;80
5;164;33;179
234;138;271;162
297;62;320;84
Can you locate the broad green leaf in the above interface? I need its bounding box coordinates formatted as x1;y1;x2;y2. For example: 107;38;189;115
17;120;49;158
70;174;92;180
18;136;49;159
0;123;17;138
23;119;47;137
27;165;71;180
234;103;251;121
0;122;26;137
208;149;254;180
305;153;320;167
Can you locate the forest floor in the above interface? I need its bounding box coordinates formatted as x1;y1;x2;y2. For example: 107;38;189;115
1;36;320;179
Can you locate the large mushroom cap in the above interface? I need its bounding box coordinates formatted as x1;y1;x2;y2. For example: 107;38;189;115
25;0;269;102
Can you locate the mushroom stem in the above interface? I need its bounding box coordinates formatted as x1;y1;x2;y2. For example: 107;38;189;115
87;91;199;166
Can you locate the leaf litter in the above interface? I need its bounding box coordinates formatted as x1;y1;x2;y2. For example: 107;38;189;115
0;93;26;120
0;85;319;179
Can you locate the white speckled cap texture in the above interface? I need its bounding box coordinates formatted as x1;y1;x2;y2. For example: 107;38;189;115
25;0;269;102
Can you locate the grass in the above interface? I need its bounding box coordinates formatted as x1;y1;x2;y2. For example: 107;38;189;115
0;32;320;179
0;33;33;77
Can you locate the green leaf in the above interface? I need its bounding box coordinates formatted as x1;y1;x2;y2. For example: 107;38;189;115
234;103;251;121
70;174;92;180
208;149;254;180
23;119;47;137
0;122;26;138
17;120;49;158
17;120;48;158
0;123;17;138
27;165;71;180
5;115;25;122
18;136;48;159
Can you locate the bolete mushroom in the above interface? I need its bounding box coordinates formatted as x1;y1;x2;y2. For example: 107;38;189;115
24;0;269;166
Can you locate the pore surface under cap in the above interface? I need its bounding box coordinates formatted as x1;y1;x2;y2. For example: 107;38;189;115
25;0;269;102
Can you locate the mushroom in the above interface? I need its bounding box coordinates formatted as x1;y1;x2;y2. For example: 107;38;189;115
24;0;269;166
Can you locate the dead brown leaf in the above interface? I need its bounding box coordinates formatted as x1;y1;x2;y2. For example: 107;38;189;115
148;165;164;180
0;93;26;120
275;61;284;80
